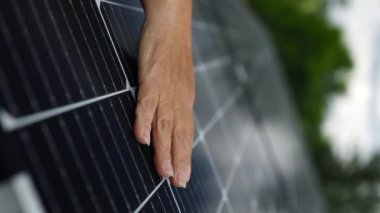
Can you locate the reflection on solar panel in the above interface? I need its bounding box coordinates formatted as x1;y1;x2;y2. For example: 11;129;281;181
0;0;326;212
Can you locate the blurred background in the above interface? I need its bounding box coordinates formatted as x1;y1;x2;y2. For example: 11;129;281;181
246;0;380;212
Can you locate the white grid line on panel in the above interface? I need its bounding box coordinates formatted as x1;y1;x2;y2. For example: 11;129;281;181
91;3;167;209
1;0;161;212
0;52;233;133
101;0;144;13
166;180;182;213
192;86;244;209
67;0;117;99
63;0;110;96
115;96;167;211
194;35;246;211
192;86;245;191
9;40;208;212
97;2;241;36
194;56;231;74
216;195;225;212
133;86;243;212
133;178;166;213
0;89;129;132
194;37;247;212
161;182;178;213
171;188;187;213
112;98;165;212
89;1;127;89
1;0;236;133
217;200;235;213
55;0;136;202
192;135;202;149
215;134;252;213
8;2;112;211
225;200;234;213
0;0;135;119
111;104;157;210
44;1;122;211
86;1;162;208
119;110;162;212
0;0;250;211
94;0;130;88
200;87;243;140
192;20;220;33
192;116;203;148
193;86;242;150
99;1;136;88
225;138;249;192
78;0;125;91
201;142;225;198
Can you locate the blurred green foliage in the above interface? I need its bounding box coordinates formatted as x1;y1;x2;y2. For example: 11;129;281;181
247;0;352;145
247;0;380;212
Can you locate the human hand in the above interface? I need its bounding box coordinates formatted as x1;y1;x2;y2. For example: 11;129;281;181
134;0;194;188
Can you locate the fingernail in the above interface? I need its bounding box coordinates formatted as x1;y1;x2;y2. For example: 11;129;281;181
179;182;187;188
144;127;151;146
164;160;174;177
176;171;189;188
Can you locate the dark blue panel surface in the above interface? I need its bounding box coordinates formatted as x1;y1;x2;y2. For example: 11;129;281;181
0;0;326;212
1;92;161;212
171;143;222;212
0;0;126;117
100;1;144;87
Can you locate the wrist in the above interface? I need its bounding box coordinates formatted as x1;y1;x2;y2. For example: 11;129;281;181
143;0;192;25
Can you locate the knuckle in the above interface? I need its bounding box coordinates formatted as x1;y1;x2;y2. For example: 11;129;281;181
140;118;152;125
174;128;188;141
139;97;156;111
157;117;172;130
155;143;171;154
174;128;193;145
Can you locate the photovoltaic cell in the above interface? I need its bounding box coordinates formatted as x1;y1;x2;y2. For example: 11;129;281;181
0;0;326;212
103;0;143;8
171;143;222;213
0;0;127;117
2;92;161;212
100;2;144;87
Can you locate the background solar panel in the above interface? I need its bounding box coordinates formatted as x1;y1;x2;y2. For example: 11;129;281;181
0;0;326;212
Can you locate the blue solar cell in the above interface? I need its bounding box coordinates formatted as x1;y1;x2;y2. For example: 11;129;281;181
0;0;326;212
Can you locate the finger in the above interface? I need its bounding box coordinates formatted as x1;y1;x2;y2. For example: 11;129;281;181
152;99;174;177
170;108;194;188
134;81;159;145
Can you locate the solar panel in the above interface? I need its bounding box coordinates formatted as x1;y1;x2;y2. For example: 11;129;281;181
0;0;326;212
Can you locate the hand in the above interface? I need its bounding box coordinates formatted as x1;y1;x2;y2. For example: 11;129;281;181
134;0;194;188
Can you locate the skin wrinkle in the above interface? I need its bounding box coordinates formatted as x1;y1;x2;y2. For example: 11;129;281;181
135;0;194;187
